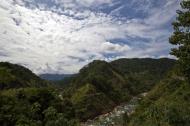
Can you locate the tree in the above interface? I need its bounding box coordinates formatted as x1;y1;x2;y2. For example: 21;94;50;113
169;0;190;82
30;102;42;120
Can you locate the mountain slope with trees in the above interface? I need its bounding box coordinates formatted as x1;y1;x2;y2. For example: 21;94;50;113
126;1;190;126
62;60;128;120
61;58;176;120
0;58;177;125
111;58;176;94
0;62;79;126
128;69;190;126
0;62;48;90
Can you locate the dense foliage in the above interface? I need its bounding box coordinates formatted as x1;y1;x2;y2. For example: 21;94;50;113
169;0;190;82
111;58;176;94
0;88;79;126
127;1;190;125
0;58;175;125
0;1;189;125
61;59;175;120
128;73;190;126
0;62;48;90
62;60;127;120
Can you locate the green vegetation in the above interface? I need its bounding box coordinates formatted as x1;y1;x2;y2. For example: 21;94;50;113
169;0;190;82
0;1;189;126
0;58;175;125
0;63;79;126
111;58;176;94
0;62;48;89
0;87;79;126
62;60;125;120
128;73;190;126
126;1;190;125
60;59;175;121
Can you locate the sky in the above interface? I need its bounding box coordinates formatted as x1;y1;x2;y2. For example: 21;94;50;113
0;0;180;74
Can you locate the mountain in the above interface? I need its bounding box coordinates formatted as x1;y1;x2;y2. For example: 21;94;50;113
62;58;176;120
111;58;176;94
39;74;74;81
128;68;190;126
0;58;178;125
111;58;175;75
0;62;48;90
0;62;79;126
63;60;127;120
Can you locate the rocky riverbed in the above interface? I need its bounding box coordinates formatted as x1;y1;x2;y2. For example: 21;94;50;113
81;93;147;126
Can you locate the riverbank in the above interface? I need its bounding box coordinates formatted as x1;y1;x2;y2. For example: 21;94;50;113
81;93;147;126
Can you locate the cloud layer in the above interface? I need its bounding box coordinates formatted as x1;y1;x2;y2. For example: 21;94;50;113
0;0;179;74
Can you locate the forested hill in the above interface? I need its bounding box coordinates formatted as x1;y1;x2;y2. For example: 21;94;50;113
61;58;176;120
0;58;177;125
127;2;190;125
0;0;188;125
111;58;176;94
111;58;175;74
0;62;48;90
128;68;190;126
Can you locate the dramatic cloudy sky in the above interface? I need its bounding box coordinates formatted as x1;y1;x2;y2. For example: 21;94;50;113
0;0;180;74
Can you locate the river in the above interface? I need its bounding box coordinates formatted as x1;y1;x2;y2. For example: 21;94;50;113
81;93;147;126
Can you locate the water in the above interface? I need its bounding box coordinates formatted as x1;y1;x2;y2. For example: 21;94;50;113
82;96;142;126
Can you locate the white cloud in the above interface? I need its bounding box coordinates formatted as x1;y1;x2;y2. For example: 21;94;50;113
0;0;180;74
145;0;180;26
75;0;113;7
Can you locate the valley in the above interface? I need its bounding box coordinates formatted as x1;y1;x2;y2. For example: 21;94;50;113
0;57;189;126
82;93;146;126
0;0;190;126
0;58;176;126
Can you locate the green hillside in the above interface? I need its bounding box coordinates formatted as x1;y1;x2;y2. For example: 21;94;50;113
0;1;189;126
62;60;128;120
0;87;79;126
125;1;190;125
128;72;190;126
111;58;176;94
61;59;175;120
0;62;79;126
0;62;48;89
0;59;178;125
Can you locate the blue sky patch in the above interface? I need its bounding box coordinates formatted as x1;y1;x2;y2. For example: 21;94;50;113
0;0;180;74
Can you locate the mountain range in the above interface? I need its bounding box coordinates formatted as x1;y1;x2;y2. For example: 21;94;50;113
61;58;176;120
1;58;189;126
39;74;74;81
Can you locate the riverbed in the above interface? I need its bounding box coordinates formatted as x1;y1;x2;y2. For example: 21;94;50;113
81;94;145;126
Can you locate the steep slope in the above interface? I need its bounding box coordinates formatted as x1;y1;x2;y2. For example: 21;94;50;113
63;58;176;121
111;58;176;94
0;59;177;124
0;62;79;126
0;87;79;126
0;62;48;89
128;71;190;126
64;60;129;120
72;60;130;100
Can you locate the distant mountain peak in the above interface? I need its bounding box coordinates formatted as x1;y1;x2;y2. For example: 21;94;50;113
39;74;74;81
